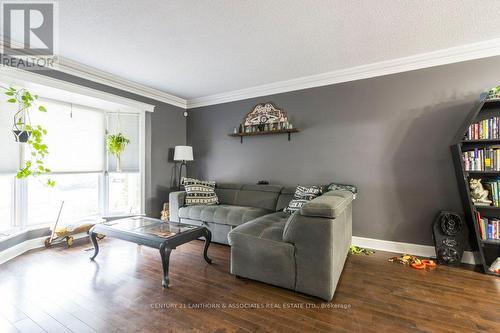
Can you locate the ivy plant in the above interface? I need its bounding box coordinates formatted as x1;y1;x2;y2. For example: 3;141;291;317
3;86;54;187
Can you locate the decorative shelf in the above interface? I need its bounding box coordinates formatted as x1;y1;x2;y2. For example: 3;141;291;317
465;170;500;175
481;239;500;245
461;139;500;144
483;99;500;107
475;205;500;210
229;128;300;143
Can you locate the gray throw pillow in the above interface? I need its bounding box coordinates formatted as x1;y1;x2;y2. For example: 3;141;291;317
283;185;323;214
327;183;357;199
182;177;219;206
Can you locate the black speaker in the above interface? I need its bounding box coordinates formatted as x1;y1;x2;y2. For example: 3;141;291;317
432;211;468;266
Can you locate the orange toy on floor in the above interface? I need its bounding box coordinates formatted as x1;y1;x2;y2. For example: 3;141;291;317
388;255;436;270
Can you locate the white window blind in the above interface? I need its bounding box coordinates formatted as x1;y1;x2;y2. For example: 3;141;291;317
107;113;140;172
29;101;105;172
0;96;21;173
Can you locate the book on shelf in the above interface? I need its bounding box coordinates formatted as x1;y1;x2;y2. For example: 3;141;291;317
462;148;500;171
475;211;500;240
464;117;500;140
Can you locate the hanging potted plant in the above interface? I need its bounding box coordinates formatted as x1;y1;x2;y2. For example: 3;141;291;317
2;86;54;187
6;87;47;142
107;132;130;172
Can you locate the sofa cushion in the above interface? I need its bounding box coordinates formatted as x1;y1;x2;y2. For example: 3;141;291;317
234;185;282;211
215;183;243;205
276;186;296;211
178;204;270;227
227;212;295;289
283;185;322;214
228;212;289;242
182;177;219;206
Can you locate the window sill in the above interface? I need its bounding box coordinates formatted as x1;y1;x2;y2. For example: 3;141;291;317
0;226;50;242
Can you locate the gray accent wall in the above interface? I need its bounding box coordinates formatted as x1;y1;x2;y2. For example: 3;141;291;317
187;56;500;248
34;70;186;217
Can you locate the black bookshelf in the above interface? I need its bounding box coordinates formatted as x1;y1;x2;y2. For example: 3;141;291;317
451;96;500;276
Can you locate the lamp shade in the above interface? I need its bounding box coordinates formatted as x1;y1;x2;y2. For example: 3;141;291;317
174;145;194;161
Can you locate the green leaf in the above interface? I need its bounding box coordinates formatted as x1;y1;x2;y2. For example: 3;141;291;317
7;98;16;103
38;105;47;112
5;91;14;96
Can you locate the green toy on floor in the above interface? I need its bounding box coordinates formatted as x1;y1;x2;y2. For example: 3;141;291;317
349;245;375;255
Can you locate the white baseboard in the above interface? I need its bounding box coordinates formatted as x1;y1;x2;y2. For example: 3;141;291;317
352;236;477;265
0;237;46;265
0;234;89;266
0;234;478;266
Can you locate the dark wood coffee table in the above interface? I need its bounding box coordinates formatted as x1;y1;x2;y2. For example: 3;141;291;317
88;216;212;288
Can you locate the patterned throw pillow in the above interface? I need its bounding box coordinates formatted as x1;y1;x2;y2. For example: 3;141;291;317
327;183;357;199
283;185;323;214
182;177;219;206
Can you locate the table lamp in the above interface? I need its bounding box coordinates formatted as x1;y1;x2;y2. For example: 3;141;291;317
174;145;193;188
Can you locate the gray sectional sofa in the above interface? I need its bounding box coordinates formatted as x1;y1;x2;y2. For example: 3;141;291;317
169;183;354;300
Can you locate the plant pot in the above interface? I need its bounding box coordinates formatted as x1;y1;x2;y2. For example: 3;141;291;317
13;130;31;143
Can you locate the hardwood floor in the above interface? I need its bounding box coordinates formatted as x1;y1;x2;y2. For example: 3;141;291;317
0;237;498;333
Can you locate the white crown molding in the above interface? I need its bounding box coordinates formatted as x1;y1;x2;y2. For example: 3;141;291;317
56;57;187;109
352;236;478;265
0;37;186;109
0;65;156;112
4;38;500;110
187;38;500;108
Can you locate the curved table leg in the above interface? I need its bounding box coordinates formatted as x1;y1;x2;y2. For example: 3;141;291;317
203;228;212;264
89;231;99;260
159;243;173;288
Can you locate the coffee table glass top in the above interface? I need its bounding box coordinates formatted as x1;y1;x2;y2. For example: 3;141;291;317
102;216;197;239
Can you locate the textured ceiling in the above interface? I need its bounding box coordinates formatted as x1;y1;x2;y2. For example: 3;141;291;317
58;0;500;99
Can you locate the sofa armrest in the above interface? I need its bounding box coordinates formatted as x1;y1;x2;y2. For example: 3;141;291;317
300;190;354;218
283;199;352;301
169;191;186;222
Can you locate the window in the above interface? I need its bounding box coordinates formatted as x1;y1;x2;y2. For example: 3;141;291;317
26;101;105;226
108;172;141;215
0;92;18;234
0;176;13;233
106;112;141;216
27;174;100;226
0;82;145;232
29;102;105;173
